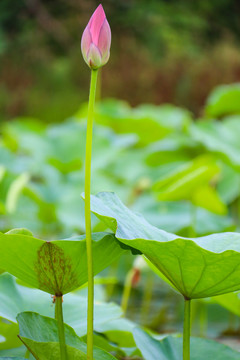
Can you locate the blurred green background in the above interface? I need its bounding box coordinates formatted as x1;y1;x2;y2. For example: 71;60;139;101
1;0;240;122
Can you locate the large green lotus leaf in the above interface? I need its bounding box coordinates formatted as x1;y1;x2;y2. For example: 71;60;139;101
17;312;117;360
133;327;240;360
0;230;124;295
88;192;240;299
205;83;240;117
0;274;122;337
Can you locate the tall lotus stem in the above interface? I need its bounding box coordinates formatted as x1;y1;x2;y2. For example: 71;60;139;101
55;296;67;360
121;269;135;315
81;5;111;359
85;68;98;360
183;298;191;360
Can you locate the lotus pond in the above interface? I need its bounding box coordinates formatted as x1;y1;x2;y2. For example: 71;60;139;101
1;80;240;359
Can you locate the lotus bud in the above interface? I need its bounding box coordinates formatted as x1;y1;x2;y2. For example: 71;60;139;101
81;4;111;70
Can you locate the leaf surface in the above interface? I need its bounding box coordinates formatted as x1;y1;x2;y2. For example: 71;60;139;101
17;312;117;360
89;192;240;299
0;231;124;295
133;327;240;360
0;274;122;337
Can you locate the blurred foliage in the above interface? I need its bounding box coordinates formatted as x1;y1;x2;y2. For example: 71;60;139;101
1;84;240;356
1;83;240;240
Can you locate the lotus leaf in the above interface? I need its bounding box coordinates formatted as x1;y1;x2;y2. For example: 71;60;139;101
88;192;240;299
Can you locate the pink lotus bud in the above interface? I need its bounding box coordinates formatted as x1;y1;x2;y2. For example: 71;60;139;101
81;4;111;70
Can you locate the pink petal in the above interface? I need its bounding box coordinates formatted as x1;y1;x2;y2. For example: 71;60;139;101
81;27;92;61
89;4;106;45
98;19;111;56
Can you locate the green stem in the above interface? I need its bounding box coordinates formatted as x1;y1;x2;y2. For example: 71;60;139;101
121;269;134;315
55;297;58;320
183;298;191;360
140;271;154;324
85;69;98;360
55;296;67;360
96;68;101;102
